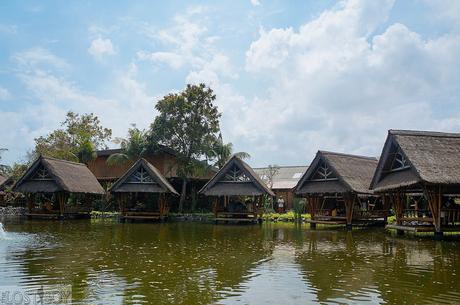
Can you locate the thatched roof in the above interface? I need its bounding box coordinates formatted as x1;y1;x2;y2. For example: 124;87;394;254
199;156;275;197
110;158;179;195
0;175;6;186
13;156;105;194
371;130;460;192
295;151;378;195
253;166;308;190
0;175;13;191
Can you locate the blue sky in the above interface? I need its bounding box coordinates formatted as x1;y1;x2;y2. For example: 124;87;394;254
0;0;459;167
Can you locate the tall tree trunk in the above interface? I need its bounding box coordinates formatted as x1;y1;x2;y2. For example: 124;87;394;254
179;178;187;213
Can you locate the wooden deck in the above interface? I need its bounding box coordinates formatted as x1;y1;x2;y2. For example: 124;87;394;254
213;212;261;224
120;211;165;221
386;223;460;233
25;212;91;220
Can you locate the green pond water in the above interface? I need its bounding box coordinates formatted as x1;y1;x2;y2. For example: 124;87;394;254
0;220;459;305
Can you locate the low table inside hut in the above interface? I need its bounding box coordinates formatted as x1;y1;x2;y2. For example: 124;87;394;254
212;196;263;223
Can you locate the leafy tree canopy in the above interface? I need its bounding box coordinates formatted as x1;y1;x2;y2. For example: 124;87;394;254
211;134;250;169
148;83;221;211
107;124;148;166
148;83;221;177
33;111;112;163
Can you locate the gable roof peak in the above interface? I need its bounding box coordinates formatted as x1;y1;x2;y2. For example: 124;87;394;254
318;150;378;161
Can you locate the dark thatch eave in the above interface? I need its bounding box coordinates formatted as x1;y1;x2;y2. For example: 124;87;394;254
371;129;460;192
199;155;275;197
0;175;13;191
295;150;378;195
109;158;179;195
96;144;177;158
0;175;6;186
13;156;105;194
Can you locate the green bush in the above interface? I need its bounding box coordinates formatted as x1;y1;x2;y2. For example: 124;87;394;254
293;198;306;221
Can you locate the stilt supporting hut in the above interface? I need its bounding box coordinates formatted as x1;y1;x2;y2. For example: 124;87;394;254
199;155;275;224
370;130;460;239
295;151;386;230
13;156;105;219
110;158;179;221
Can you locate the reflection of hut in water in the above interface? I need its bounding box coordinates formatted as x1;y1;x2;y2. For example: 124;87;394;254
295;151;386;229
13;156;104;219
371;130;460;238
14;222;274;305
295;231;384;303
199;156;275;223
374;237;460;304
110;158;179;221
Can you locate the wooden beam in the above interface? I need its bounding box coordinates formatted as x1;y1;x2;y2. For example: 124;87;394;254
344;193;355;229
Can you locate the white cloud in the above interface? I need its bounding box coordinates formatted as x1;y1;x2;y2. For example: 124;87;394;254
12;47;70;70
88;38;116;58
250;0;261;7
138;6;236;86
235;0;460;166
2;48;155;165
0;87;10;100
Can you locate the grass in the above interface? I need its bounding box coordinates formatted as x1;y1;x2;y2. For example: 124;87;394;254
262;211;311;222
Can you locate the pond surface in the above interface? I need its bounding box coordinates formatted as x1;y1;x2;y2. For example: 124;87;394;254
0;220;459;305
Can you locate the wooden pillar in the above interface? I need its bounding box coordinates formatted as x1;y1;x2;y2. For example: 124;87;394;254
390;192;405;235
56;192;68;219
344;193;355;230
27;193;34;214
307;195;317;228
213;197;218;218
424;185;443;239
159;193;164;218
382;195;388;223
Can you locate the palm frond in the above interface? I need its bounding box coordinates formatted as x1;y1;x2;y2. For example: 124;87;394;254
106;153;130;166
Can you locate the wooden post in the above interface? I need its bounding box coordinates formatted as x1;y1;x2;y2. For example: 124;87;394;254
382;195;388;223
424;185;443;239
56;192;68;220
213;197;218;219
307;195;317;229
391;192;405;235
27;194;34;214
344;193;354;230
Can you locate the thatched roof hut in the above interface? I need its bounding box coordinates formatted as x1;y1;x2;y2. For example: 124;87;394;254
110;158;178;195
295;151;378;196
370;130;460;236
13;156;104;194
371;130;460;193
199;155;275;197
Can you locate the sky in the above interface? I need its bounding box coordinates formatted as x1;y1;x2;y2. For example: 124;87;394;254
0;0;460;167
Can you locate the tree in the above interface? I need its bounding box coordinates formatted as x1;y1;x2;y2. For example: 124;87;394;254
261;164;280;213
33;111;112;163
211;133;251;168
148;83;221;212
263;164;280;188
107;125;148;166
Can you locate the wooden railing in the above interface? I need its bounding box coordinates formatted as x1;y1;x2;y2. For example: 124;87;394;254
442;209;460;225
353;209;387;219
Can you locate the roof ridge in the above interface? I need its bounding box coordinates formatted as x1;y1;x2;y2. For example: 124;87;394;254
390;129;460;138
253;165;308;169
319;150;378;161
42;156;86;167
